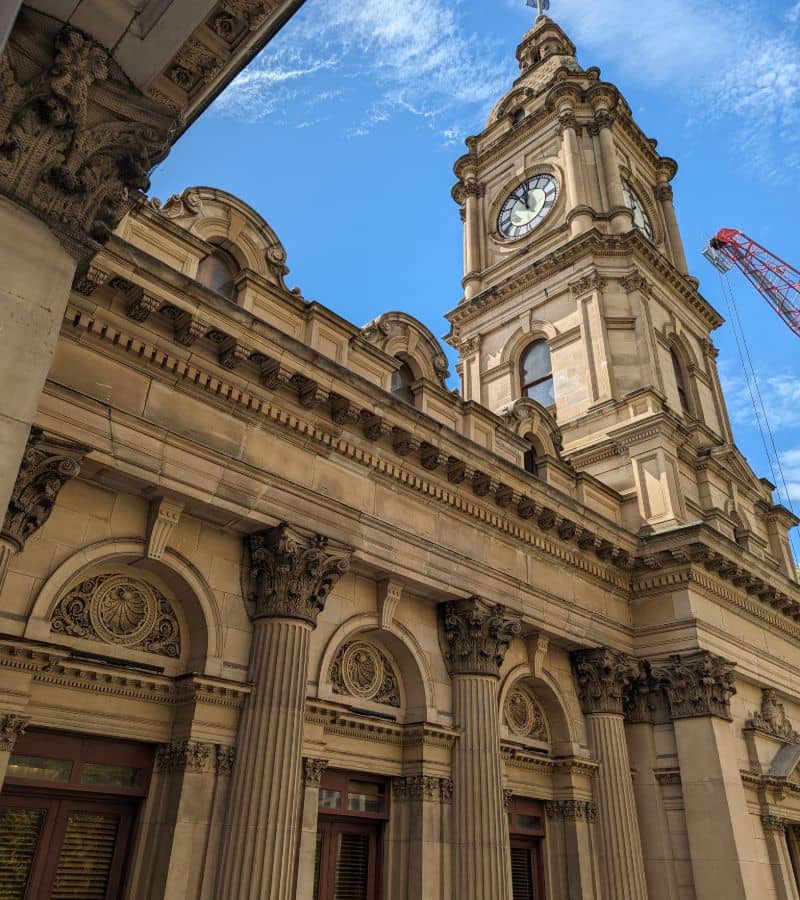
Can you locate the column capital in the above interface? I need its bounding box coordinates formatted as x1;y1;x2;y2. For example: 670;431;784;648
1;428;89;553
625;660;663;724
302;757;328;786
545;799;597;822
572;647;638;715
439;596;521;677
0;713;28;751
761;813;787;834
155;740;214;773
247;524;352;625
0;19;178;261
652;651;736;721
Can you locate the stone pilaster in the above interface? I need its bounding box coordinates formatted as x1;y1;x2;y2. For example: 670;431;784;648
0;713;28;786
440;597;521;900
760;816;800;900
653;651;761;899
295;758;328;900
589;107;630;234
0;429;88;589
0;16;177;526
572;648;648;900
216;524;351;900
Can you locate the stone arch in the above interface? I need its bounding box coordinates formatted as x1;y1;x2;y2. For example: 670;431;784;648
499;662;580;756
316;613;436;723
497;397;563;457
25;538;224;676
154;186;290;290
619;168;664;246
662;327;700;417
501;320;559;368
490;86;535;124
361;312;450;389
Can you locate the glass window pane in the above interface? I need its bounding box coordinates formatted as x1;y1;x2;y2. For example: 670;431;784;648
521;342;551;384
80;763;139;788
528;377;555;408
7;754;72;782
346;781;384;813
319;789;342;809
517;814;543;830
0;807;45;899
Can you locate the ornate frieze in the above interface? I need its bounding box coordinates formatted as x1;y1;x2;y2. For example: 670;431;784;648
652;651;736;721
1;429;88;552
303;757;328;786
0;20;177;260
246;524;352;625
572;648;638;715
392;775;453;803
0;714;28;751
746;689;800;742
505;686;548;741
329;640;401;707
156;740;213;773
439;597;521;678
51;573;181;658
545;799;597;822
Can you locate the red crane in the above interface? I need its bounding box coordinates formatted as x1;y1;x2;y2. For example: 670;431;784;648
703;229;800;338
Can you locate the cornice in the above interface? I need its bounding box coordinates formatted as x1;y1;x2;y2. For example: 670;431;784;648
500;742;598;776
444;229;722;343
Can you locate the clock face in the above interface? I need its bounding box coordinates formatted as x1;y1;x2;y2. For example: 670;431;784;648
622;181;654;240
498;174;558;240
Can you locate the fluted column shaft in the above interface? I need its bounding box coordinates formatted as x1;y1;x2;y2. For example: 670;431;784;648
452;674;511;900
217;617;310;899
585;713;648;900
656;184;689;274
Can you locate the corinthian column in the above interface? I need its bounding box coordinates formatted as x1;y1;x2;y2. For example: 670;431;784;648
572;648;648;900
0;20;176;520
440;597;521;900
216;525;351;900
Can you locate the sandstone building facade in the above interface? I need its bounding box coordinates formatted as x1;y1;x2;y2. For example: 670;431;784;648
1;7;800;900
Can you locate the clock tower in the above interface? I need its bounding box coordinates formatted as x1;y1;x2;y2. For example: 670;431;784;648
446;15;796;569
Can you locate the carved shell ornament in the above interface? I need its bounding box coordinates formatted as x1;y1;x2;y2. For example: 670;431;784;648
330;640;401;707
505;686;548;741
51;573;181;658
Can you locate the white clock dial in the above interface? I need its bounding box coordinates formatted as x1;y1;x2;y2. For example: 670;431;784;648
622;181;654;240
498;174;558;240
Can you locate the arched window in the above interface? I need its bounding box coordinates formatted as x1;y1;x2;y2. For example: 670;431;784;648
524;445;537;476
670;348;690;415
520;340;554;407
512;108;525;126
196;247;238;299
390;359;416;406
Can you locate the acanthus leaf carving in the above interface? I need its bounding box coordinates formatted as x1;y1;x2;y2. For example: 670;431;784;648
303;757;328;786
651;651;736;721
392;775;453;803
1;429;89;553
0;20;177;260
51;573;181;658
571;648;638;715
247;523;352;625
440;597;521;677
0;714;28;751
330;639;401;707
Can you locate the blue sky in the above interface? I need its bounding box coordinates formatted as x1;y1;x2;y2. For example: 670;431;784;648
150;0;800;546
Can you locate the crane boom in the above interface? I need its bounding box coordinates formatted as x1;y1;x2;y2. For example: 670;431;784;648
703;228;800;338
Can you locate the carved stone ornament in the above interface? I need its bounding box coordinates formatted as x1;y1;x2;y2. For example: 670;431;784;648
330;640;401;707
747;689;800;742
0;17;178;260
440;597;522;678
1;429;88;553
51;573;181;658
652;651;736;721
625;661;662;725
148;188;202;220
392;775;453;803
0;714;28;751
247;523;352;625
545;799;597;822
303;757;328;786
571;648;638;716
760;814;787;834
215;745;236;776
155;740;213;773
505;686;548;742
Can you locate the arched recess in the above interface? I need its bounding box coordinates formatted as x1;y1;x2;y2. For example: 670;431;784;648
25;538;225;677
501;320;559;369
499;662;582;757
361;312;451;389
315;613;437;723
661;326;700;418
153;186;291;290
497;397;564;458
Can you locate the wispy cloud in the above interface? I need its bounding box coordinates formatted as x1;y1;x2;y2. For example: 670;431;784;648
215;0;511;137
720;363;800;431
778;449;800;502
